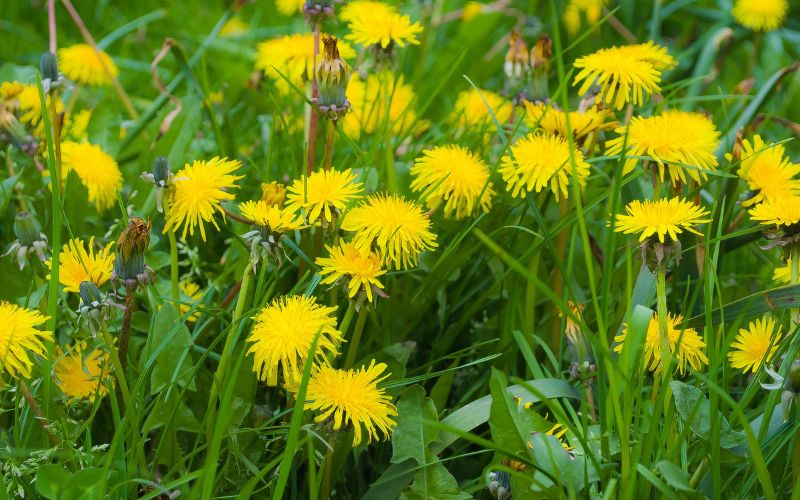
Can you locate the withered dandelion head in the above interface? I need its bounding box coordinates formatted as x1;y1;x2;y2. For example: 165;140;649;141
615;312;708;375
411;145;494;219
316;241;386;303
340;193;438;270
499;132;590;201
0;302;52;381
163;157;243;241
58;44;118;86
286;168;363;224
246;295;342;386
729;316;781;374
305;360;397;446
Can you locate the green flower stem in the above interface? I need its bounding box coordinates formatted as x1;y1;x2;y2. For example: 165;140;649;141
344;304;368;369
792;245;799;323
206;264;252;439
320;444;335;500
163;199;181;306
118;284;137;374
321;119;336;171
656;265;672;385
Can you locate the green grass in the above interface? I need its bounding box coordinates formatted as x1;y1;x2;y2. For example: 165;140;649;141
1;0;800;498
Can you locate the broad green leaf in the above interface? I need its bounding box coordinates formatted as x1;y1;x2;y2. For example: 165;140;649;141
685;284;800;328
61;468;105;500
143;390;202;434
36;464;71;499
655;460;693;493
670;381;745;449
146;306;196;394
488;369;537;458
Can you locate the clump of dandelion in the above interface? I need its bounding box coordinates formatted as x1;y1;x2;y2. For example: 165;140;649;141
499;132;590;201
411;145;494;219
58;44;118;86
285;168;363;225
727;135;800;207
60;141;123;211
305;360;397;446
53;342;113;403
247;295;342;386
729;316;782;374
163;157;242;241
732;0;788;32
615;312;708;375
573;41;676;109
341;193;438;270
48;237;115;294
0;301;52;381
606;110;720;187
316;241;386;303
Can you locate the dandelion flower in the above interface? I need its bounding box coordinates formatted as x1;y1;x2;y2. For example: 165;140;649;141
240;200;305;234
339;1;396;22
732;0;788;32
564;0;606;35
343;72;427;138
0;301;52;380
450;88;513;133
247;295;342;386
48;237;115;294
341;193;438;270
462;1;484;21
179;280;203;322
774;258;792;284
345;10;423;49
727;135;800;207
524;101;615;140
286;168;364;224
276;0;304;15
4;83;62;132
499;132;590;200
613;198;710;243
316;241;385;302
60;141;123;211
220;16;248;37
573;42;676;109
729;316;781;374
261;181;287;206
606;110;720;186
255;33;355;94
615;312;708;375
53;342;112;402
163;157;243;241
749;196;800;230
411;145;494;219
58;44;118;86
305;360;397;446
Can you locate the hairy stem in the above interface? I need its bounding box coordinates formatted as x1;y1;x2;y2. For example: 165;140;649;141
118;284;137;374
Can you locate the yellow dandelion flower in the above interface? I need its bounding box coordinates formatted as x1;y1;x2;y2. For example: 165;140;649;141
411;145;494;219
615;312;708;375
316;241;386;302
261;181;287;206
60;141;122;211
727;135;800;207
613;198;711;243
523;101;616;140
0;301;52;381
62;109;91;142
773;258;791;284
255;33;356;94
345;9;423;49
239;200;305;234
246;295;342;386
341;193;438;270
343;72;427;138
748;196;800;229
286;168;364;224
179;281;203;322
573;41;676;109
276;0;305;15
47;237;115;293
732;0;787;32
462;1;484;21
339;1;397;22
499;132;590;200
564;0;606;35
10;83;63;135
728;316;781;374
220;16;248;37
163;157;243;241
53;342;112;402
305;360;398;446
606;110;720;186
58;44;118;86
450;88;513;132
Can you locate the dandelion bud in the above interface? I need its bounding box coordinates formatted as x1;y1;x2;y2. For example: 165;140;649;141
14;211;42;247
504;30;529;93
152;156;172;186
529;34;552;102
316;35;351;121
113;217;152;287
261;181;287;206
303;0;334;27
79;281;104;309
40;52;59;82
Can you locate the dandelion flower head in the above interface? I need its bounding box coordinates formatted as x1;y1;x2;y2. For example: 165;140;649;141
0;302;52;381
286;168;364;224
613;198;710;243
615;312;708;375
728;135;800;207
732;0;788;32
58;44;118;86
54;342;112;402
60;141;123;211
48;237;115;294
728;316;781;374
316;241;385;302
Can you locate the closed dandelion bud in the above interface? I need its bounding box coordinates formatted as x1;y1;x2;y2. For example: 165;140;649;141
303;0;334;26
40;52;59;82
152;156;171;186
79;281;104;309
261;181;287;206
504;30;529;93
14;211;42;247
529;34;552;102
113;217;152;286
316;35;351;121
